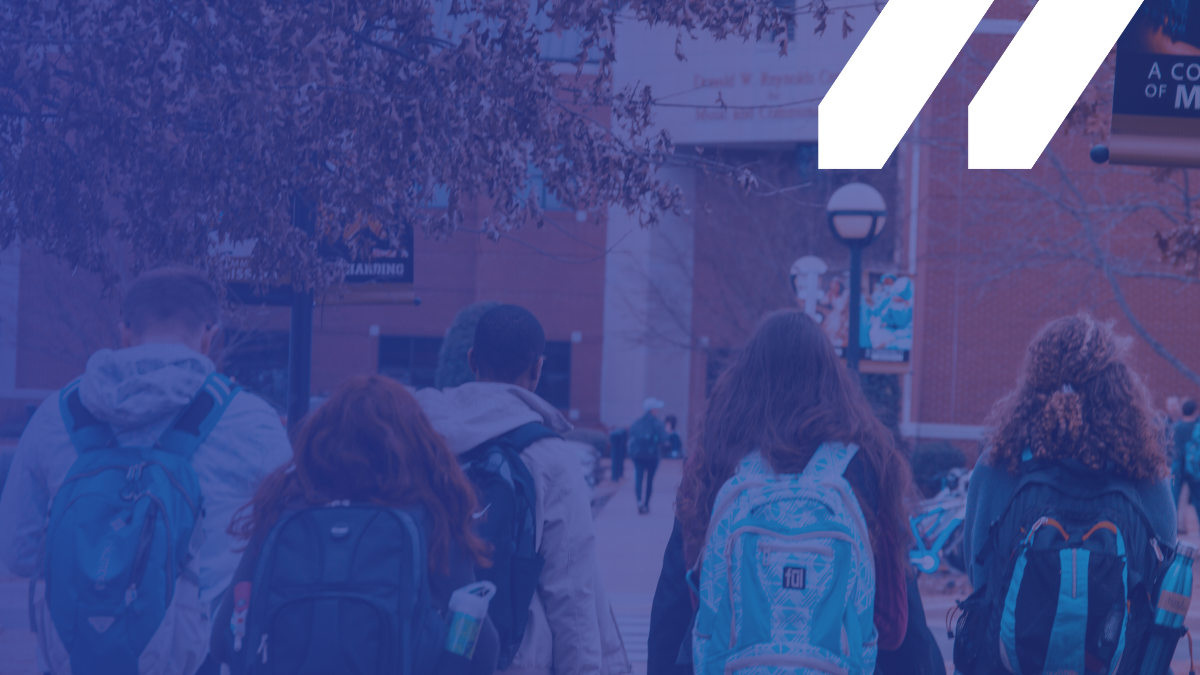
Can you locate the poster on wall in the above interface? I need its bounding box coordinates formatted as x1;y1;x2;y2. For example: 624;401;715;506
1109;0;1200;166
795;267;914;366
317;216;415;304
210;216;415;306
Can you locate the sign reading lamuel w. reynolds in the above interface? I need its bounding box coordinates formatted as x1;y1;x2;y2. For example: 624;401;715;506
613;10;875;145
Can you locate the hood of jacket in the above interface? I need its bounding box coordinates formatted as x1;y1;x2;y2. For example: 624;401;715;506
415;382;572;454
78;342;215;429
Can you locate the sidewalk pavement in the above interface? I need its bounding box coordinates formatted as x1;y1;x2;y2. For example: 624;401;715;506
594;458;683;675
0;566;36;675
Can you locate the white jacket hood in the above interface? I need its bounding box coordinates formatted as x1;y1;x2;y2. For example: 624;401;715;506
78;343;215;428
415;382;572;454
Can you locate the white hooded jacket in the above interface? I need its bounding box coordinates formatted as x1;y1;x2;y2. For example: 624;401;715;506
0;343;293;673
416;382;631;675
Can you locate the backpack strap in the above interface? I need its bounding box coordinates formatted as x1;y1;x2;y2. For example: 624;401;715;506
975;458;1159;568
489;422;561;455
801;442;860;482
158;373;241;459
58;379;116;453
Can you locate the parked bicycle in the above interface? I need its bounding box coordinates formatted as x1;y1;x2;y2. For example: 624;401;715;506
909;468;971;574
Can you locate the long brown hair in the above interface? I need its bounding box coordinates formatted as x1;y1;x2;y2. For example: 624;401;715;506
985;314;1167;481
676;310;913;569
230;375;489;572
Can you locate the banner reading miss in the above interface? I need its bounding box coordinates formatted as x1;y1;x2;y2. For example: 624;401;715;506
1110;0;1200;166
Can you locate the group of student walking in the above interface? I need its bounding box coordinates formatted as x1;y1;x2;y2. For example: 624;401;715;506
0;264;1186;675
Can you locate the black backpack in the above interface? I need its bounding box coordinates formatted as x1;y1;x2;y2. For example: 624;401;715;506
628;415;661;461
458;422;560;669
952;459;1167;675
234;505;447;675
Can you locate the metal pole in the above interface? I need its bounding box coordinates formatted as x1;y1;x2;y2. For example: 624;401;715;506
287;195;314;434
847;246;862;373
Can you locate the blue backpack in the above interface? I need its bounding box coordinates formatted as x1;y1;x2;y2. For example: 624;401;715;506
42;373;238;675
691;443;877;675
628;415;662;461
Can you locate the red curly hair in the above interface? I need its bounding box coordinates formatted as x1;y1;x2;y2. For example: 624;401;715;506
230;375;490;573
986;315;1167;481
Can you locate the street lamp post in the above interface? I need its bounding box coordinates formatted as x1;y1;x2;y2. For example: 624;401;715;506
825;183;887;373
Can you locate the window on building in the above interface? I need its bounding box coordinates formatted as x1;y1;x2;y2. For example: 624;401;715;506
379;336;444;390
773;0;797;42
795;143;818;182
533;4;600;63
535;341;571;410
527;167;572;211
218;330;289;413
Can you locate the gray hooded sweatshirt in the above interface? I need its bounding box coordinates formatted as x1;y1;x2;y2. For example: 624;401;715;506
0;343;292;609
416;382;631;675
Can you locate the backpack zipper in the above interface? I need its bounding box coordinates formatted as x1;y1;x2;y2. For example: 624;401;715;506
725;527;853;650
1072;548;1078;599
758;541;836;558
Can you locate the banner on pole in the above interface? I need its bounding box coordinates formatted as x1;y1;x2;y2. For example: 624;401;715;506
1110;0;1200;166
792;259;914;372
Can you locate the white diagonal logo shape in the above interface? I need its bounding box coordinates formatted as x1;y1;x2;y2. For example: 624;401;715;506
968;0;1143;168
818;0;995;169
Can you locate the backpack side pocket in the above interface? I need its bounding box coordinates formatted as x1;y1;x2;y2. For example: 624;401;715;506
952;585;995;675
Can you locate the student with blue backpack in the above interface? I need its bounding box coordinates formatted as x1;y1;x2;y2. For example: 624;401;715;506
209;375;499;675
670;310;916;675
0;267;293;675
958;315;1178;675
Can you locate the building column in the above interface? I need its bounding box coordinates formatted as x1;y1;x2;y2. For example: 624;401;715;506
0;243;19;393
600;166;697;440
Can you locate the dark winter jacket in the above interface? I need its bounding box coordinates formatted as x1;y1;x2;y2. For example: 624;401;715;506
963;447;1177;590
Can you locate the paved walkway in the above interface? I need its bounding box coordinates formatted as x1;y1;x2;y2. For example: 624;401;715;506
594;459;684;675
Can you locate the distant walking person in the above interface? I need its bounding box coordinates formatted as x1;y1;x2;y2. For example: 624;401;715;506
210;375;499;675
629;398;666;514
1174;398;1200;521
0;267;292;675
958;315;1176;675
417;304;630;675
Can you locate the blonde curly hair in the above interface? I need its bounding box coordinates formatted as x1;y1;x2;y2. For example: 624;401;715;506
985;314;1167;481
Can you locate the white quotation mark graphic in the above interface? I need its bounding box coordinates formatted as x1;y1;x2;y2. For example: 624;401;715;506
819;0;1144;170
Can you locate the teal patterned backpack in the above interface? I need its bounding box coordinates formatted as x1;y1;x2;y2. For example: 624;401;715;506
691;443;877;675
